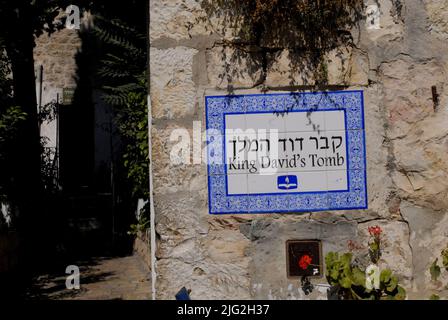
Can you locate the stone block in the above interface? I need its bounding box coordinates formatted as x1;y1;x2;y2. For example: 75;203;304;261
206;46;263;89
150;47;198;119
425;0;448;40
150;0;210;42
265;48;369;88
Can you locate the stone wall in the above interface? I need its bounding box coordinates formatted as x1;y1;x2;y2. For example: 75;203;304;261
34;27;81;150
34;28;81;90
149;0;448;299
33;14;116;187
134;230;151;270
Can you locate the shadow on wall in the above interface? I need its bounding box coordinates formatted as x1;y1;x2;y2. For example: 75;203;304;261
200;0;365;91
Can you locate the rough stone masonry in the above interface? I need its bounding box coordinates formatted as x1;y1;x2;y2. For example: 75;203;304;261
149;0;448;299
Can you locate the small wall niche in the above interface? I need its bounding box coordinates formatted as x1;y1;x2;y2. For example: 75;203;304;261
286;240;323;278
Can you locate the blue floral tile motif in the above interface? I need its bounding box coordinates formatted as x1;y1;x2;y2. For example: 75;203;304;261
206;95;247;131
208;175;249;214
347;130;366;171
248;194;291;213
327;170;368;210
206;90;368;214
206;134;226;175
286;193;329;212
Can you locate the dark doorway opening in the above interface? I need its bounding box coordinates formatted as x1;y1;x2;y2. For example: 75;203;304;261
0;0;149;299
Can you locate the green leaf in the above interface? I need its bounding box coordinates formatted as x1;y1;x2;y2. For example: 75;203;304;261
429;294;440;300
369;242;379;251
430;259;441;282
380;269;392;284
325;252;337;265
351;267;366;287
442;248;448;271
340;253;353;266
394;286;406;300
330;268;340;281
386;276;398;292
339;277;352;289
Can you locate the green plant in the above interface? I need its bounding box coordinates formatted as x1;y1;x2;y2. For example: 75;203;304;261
429;246;448;279
325;252;365;299
93;14;147;106
430;294;440;300
428;245;448;299
115;90;149;200
0;48;24;156
127;215;149;236
325;252;406;300
442;248;448;271
93;14;149;204
0;106;27;147
368;225;382;264
379;269;406;300
430;259;441;282
325;226;406;300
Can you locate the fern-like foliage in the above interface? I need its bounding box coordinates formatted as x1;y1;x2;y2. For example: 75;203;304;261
93;14;149;203
93;14;146;103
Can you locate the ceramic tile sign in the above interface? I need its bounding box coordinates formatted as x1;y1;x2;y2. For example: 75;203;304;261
206;91;367;214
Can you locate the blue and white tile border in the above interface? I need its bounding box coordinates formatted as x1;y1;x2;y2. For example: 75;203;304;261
206;90;368;214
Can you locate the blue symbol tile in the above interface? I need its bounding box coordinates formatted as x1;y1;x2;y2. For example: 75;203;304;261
277;175;298;190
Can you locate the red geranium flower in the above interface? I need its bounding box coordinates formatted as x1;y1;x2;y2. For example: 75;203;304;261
368;225;382;237
298;254;312;270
